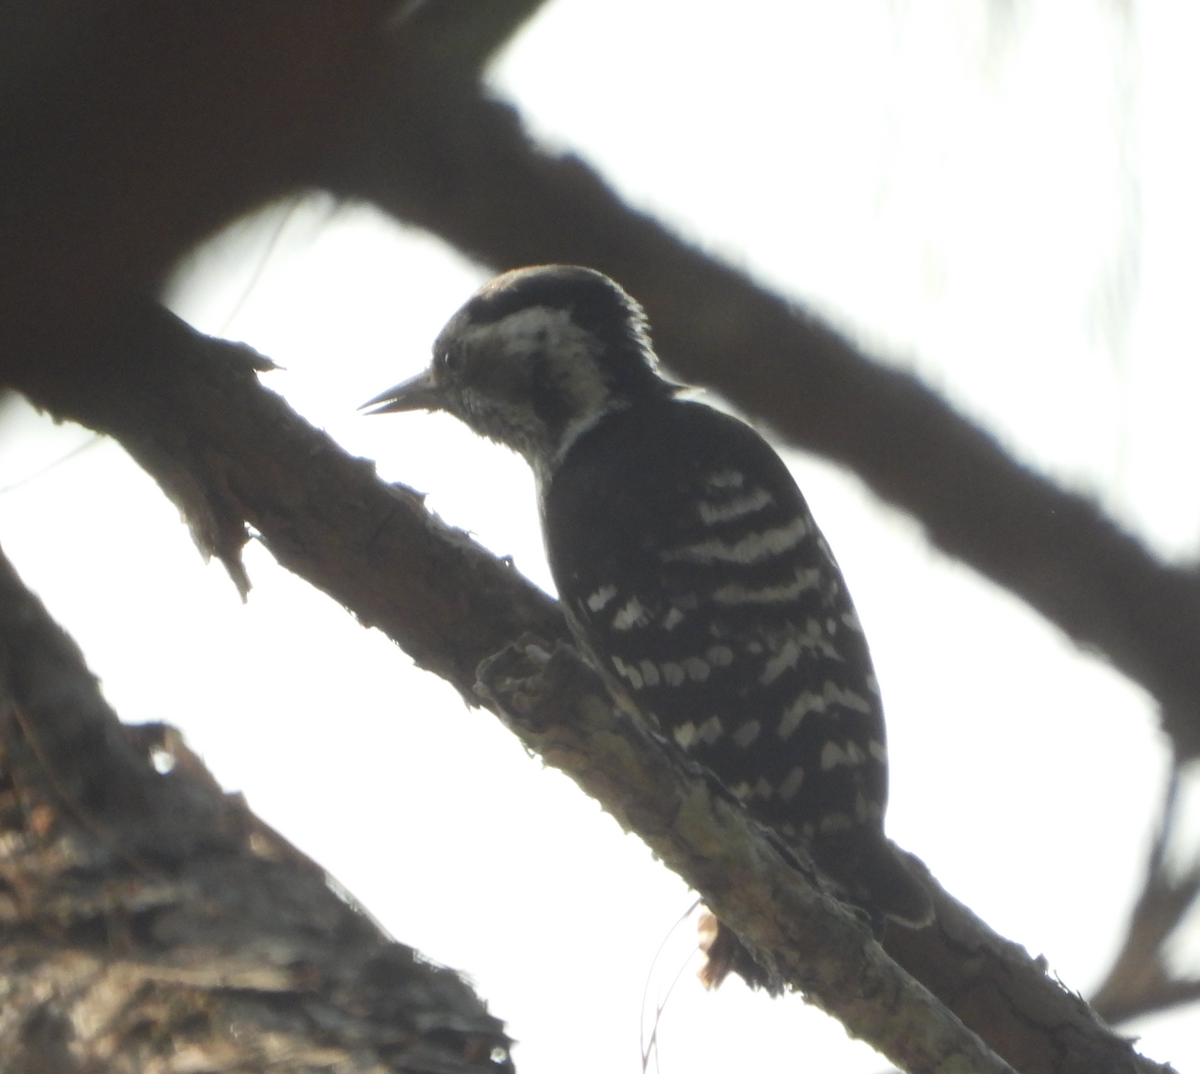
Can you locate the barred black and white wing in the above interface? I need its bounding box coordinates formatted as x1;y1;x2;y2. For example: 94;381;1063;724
543;398;928;926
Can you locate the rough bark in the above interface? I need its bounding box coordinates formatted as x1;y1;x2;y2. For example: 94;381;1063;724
0;544;511;1074
1;1;1195;1065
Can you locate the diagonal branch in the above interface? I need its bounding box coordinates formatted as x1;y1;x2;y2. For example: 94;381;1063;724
0;540;512;1074
477;639;1015;1074
1092;765;1200;1024
11;300;1172;1074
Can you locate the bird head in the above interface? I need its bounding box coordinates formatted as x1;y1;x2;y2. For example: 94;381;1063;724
362;265;676;479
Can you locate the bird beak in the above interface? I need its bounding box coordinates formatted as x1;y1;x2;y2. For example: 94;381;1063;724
359;368;444;415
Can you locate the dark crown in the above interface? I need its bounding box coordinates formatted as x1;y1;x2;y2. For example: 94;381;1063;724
461;265;669;399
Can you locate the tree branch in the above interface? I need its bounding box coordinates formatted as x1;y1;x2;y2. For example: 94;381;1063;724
477;639;1015;1074
2;0;1191;1057
11;302;1171;1074
1091;766;1200;1024
0;541;511;1074
328;81;1200;758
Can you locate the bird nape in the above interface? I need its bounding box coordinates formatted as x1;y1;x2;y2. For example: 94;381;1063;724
364;264;931;986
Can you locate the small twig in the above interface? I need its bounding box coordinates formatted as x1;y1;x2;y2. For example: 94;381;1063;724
1092;764;1200;1023
640;898;703;1074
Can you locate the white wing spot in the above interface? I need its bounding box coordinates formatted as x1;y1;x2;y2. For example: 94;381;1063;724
841;609;864;633
833;685;871;713
611;655;645;690
754;777;774;800
698;487;775;525
778;766;805;800
820;740;867;769
697;715;723;744
732;719;761;747
779;681;873;738
819;813;854;833
706;645;734;667
662;607;686;631
662;662;686;687
821;741;849;769
684;656;711;682
705;469;744;489
759;622;844;685
713;566;822;605
868;739;887;762
660;516;809;566
586;585;618;612
639;660;661;687
612;595;650;631
760;638;801;685
674;721;697;749
730;780;753;801
778;690;823;740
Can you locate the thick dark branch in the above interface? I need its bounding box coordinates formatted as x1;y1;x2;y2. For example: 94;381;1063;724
0;543;510;1073
328;85;1200;756
16;300;565;699
1;0;1191;1054
11;303;1171;1074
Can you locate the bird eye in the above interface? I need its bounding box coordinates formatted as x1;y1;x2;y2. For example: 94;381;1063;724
441;347;464;374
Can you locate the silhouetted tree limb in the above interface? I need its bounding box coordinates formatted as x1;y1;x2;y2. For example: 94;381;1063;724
327;74;1200;760
2;0;1196;1061
13;304;1172;1074
1092;767;1200;1024
0;542;511;1073
477;641;1016;1074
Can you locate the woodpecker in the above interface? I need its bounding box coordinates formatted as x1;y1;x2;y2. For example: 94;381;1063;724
364;265;931;952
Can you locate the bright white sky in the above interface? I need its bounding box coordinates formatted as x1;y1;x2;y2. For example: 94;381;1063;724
2;2;1199;1071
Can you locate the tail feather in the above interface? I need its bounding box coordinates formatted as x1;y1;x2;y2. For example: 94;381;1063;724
815;833;934;929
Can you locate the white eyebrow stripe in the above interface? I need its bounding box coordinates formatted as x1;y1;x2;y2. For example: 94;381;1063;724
660;516;809;565
712;566;822;605
697;487;774;525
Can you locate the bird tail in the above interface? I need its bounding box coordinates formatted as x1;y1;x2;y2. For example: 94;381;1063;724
815;832;934;929
698;838;933;991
